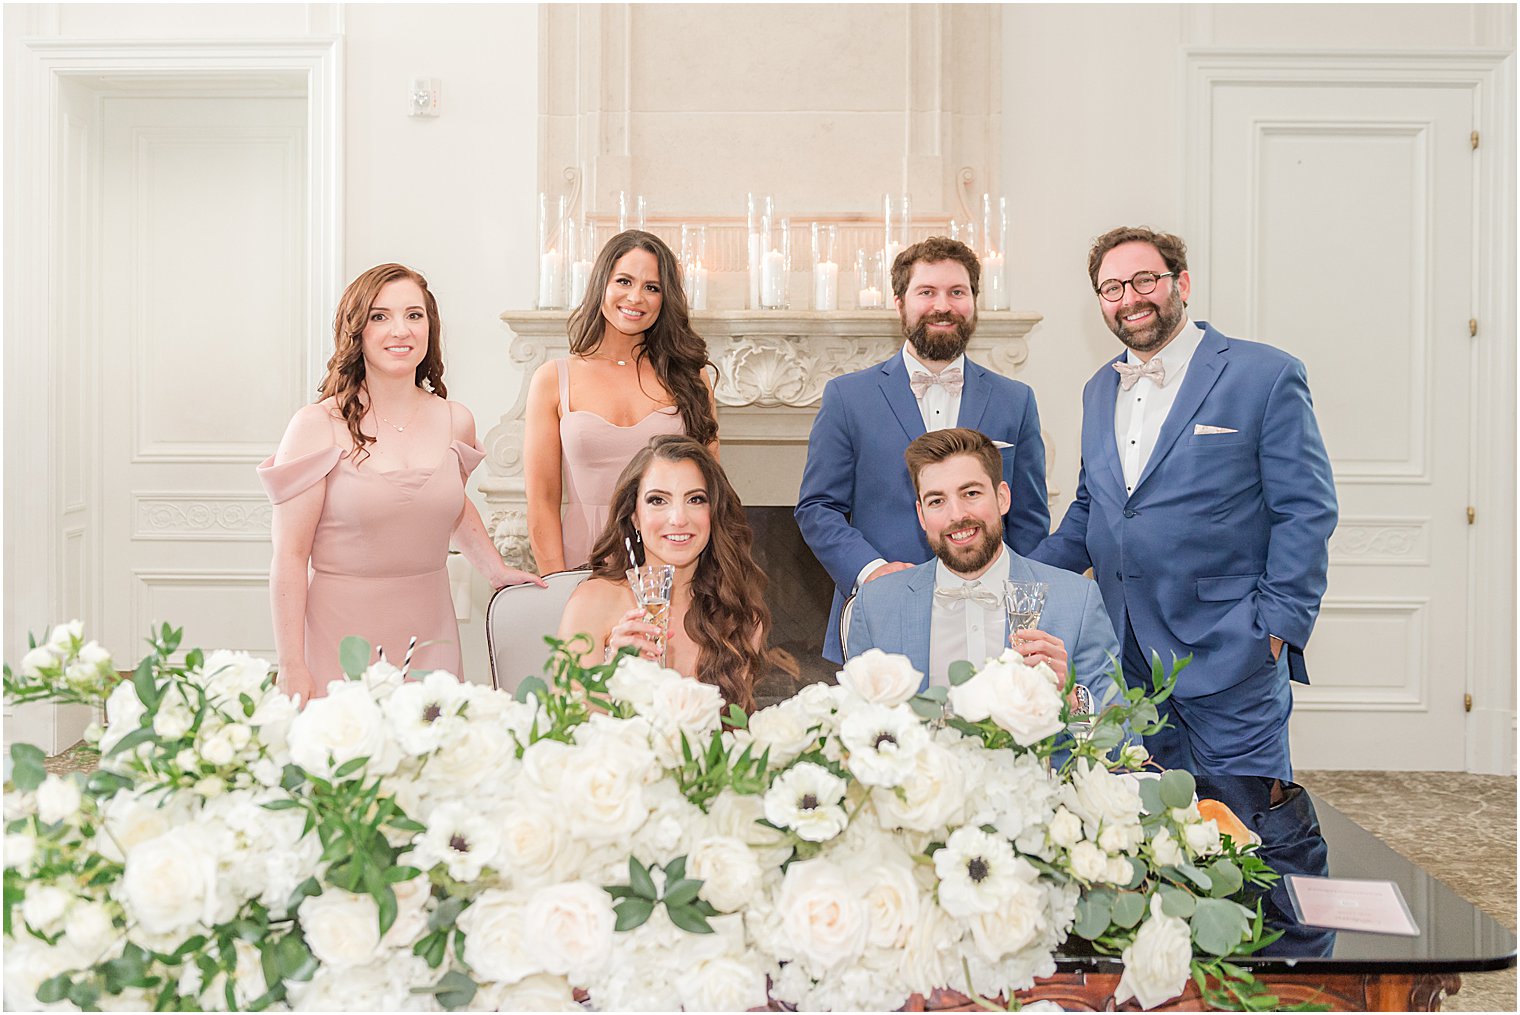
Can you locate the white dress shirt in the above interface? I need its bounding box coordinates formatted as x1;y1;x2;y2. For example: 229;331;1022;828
1113;318;1205;494
854;346;968;591
927;544;1008;688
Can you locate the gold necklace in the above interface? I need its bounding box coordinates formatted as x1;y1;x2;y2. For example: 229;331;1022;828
586;350;639;367
374;402;422;434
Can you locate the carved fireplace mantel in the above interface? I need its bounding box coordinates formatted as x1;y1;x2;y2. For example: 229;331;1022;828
480;310;1043;566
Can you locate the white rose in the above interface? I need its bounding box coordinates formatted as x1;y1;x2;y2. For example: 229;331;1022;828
120;826;219;935
22;884;72;933
650;675;724;743
793;680;842;722
775;859;868;971
1115;895;1194;1010
687;835;763;912
1070;760;1144;827
836;649;923;706
46;620;83;650
558;740;651;844
358;659;406;700
969;879;1045;960
1099;822;1143;854
1184;818;1223;857
949;655;1064;746
300;889;381;968
606;655;677;711
853;846;922;949
1067;841;1110;883
1048;807;1083;849
746;699;821;765
151;693;194;740
427;713;516;791
679;956;770;1012
199;733;236;767
19;645;56;679
1150;826;1185;867
1119;743;1150;768
475;973;579;1011
35;775;82;825
197;649;271;705
871;740;967;832
458;890;539;985
522;881;616;980
5;833;36;871
380;876;432;949
99;681;148;756
63;900;118;960
288;681;390;778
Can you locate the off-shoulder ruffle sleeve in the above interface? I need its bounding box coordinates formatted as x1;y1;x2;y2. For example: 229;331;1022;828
256;446;343;505
451;440;486;481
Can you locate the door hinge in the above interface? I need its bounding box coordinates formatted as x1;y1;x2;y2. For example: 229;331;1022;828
1467;506;1476;524
1471;130;1480;150
1469;318;1478;337
1464;693;1473;712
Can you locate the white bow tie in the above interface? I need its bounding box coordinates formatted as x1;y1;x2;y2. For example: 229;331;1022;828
934;583;1001;608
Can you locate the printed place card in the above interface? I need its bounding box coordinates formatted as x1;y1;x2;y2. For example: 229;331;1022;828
1285;875;1420;936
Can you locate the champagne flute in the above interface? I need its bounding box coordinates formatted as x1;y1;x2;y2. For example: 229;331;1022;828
626;563;675;666
1003;580;1049;642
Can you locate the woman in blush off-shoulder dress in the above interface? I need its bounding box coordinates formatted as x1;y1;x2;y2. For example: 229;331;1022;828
259;263;542;703
523;229;720;574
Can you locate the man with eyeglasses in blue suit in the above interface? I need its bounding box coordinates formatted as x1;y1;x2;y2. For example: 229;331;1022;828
1031;226;1338;953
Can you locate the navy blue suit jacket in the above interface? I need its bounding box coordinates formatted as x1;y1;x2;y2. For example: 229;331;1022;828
1030;322;1337;698
796;353;1048;662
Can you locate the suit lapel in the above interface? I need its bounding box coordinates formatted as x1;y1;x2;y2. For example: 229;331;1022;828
1092;357;1127;494
955;358;992;430
1133;324;1229;494
904;564;937;690
877;355;926;442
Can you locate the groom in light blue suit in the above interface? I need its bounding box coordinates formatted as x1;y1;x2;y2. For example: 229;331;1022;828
1030;227;1337;951
797;237;1048;665
847;428;1121;712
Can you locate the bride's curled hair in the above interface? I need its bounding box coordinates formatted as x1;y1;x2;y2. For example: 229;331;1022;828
588;435;793;711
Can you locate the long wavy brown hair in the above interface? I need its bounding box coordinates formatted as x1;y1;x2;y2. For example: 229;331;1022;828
317;263;446;466
567;230;718;446
588;435;793;711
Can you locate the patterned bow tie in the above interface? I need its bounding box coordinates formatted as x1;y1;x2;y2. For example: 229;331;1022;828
909;367;964;399
1112;357;1166;391
934;583;1001;608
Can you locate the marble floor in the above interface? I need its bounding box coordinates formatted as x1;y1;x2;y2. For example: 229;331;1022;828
39;747;1517;1011
1297;770;1517;1013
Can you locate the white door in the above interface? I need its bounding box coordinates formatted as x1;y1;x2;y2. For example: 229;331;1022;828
97;94;307;661
1201;75;1475;771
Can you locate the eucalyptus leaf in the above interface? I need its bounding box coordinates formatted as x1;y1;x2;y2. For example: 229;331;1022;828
8;743;46;791
1177;862;1214;891
1137;776;1164;816
432;970;478;1010
1157;884;1197;918
947;660;977;686
908;696;945;720
1072;891;1112;939
1191;897;1251;956
1110;891;1147;929
514;675;548;704
1159;769;1196;810
339;636;372;679
1206;858;1244;898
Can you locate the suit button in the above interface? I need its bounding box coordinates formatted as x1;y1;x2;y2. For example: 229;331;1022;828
1123;509;1137;518
1115;572;1123;582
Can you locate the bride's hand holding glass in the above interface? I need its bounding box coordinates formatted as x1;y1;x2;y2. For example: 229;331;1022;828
605;607;666;663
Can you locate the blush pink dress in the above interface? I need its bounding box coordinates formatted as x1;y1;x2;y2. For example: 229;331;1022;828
556;358;684;568
257;439;483;691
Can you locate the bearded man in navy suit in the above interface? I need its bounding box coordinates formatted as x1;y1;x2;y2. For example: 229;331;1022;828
797;237;1048;665
1031;226;1337;949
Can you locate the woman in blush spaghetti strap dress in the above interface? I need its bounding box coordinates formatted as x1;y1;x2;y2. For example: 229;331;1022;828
260;264;542;703
523;229;720;573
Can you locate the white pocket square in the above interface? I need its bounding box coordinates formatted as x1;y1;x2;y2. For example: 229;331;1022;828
992;440;1013;449
1194;424;1239;436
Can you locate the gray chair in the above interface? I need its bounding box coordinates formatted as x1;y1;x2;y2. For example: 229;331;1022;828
485;568;592;693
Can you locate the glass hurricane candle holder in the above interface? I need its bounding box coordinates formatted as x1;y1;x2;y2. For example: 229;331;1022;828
811;223;839;311
536;192;567;310
681;223;709;311
855;248;885;309
618;191;646;233
981;193;1009;311
746;192;773;310
760;216;790;309
882;192;911;276
567;218;595;308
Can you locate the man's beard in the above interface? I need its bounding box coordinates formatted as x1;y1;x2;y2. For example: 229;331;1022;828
904;310;975;362
1108;285;1185;355
928;515;1003;576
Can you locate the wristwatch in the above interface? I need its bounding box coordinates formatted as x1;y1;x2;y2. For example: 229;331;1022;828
1072;683;1093;717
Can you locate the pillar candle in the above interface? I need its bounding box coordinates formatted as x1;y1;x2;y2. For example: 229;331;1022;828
761;249;786;308
982;254;1008;311
538;249;564;309
813;260;839;311
747;231;762;309
858;285;883;309
568;259;592;306
688;263;709;311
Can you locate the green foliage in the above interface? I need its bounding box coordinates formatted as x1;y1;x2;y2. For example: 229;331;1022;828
8;743;46;792
604;855;718;936
339;636;371;679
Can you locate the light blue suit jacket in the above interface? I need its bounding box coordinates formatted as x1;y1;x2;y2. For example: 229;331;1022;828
796;353;1048;663
1030;323;1337;698
846;546;1123;708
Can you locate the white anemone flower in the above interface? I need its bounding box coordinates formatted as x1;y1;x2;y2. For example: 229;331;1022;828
934;826;1027;917
763;762;849;842
837;704;928;788
409;801;501;881
382;670;465;755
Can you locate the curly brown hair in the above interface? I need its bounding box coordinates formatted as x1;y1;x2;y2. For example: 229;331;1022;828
567;230;719;446
587;435;794;711
1086;227;1189;291
317;263;446;466
890;235;982;302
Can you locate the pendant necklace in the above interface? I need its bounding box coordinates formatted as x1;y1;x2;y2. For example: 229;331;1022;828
376;402;422;434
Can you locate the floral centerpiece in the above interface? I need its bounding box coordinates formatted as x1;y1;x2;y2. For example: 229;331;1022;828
5;622;1288;1011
